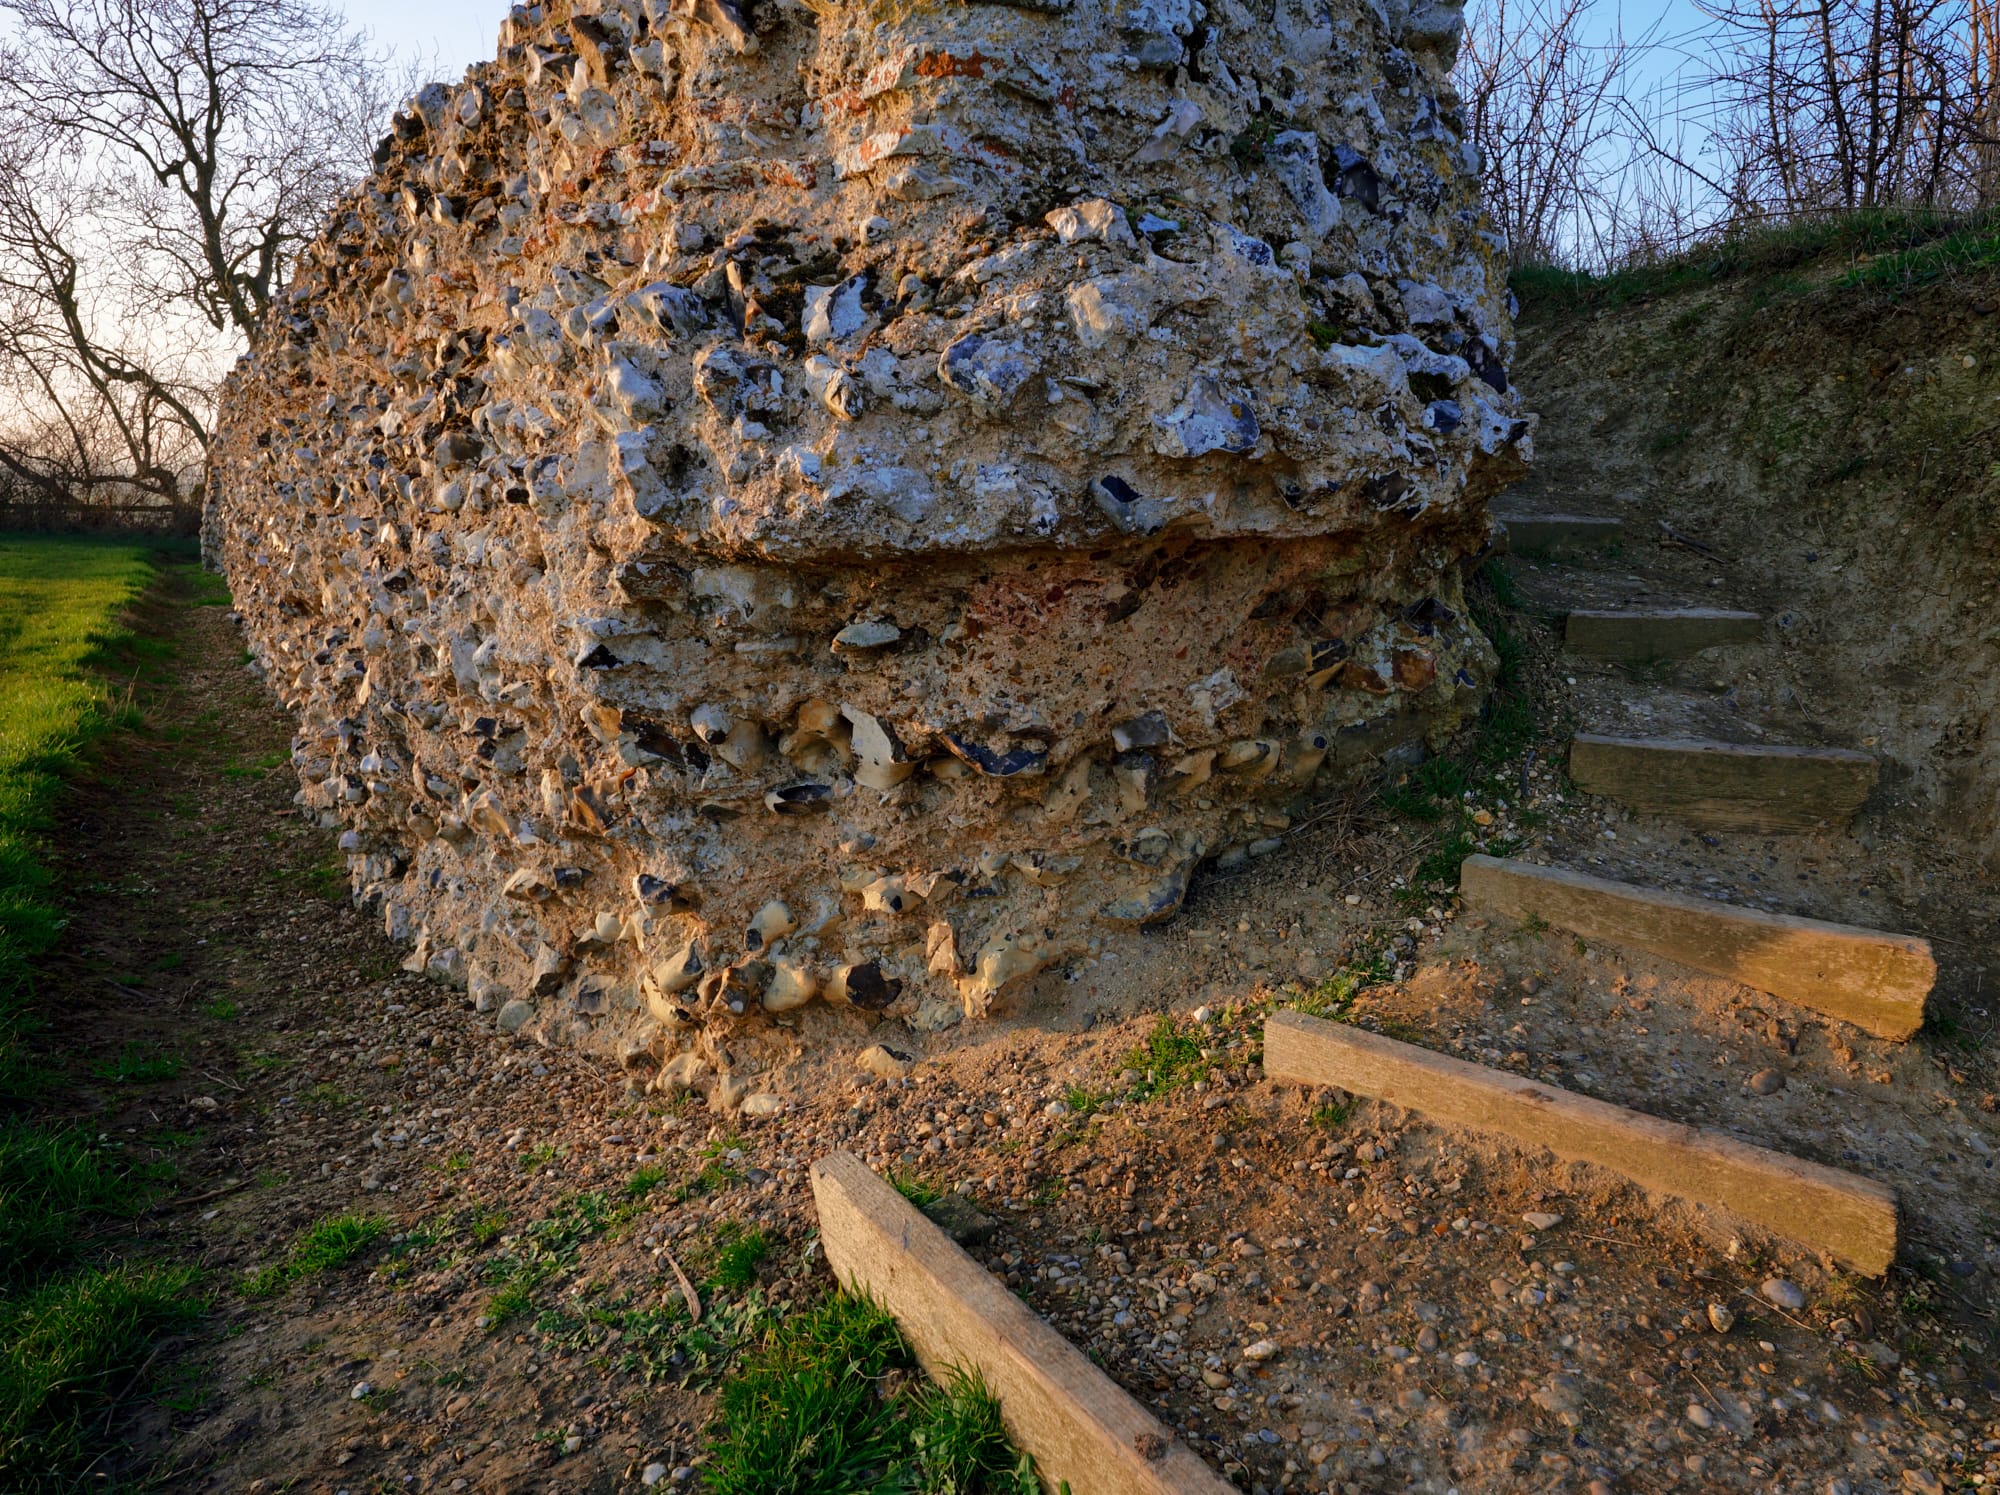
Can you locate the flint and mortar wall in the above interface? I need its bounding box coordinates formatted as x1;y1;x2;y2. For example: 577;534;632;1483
206;0;1530;1106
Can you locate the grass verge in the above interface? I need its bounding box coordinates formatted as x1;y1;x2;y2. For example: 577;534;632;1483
1512;205;2000;315
0;536;212;1490
707;1292;1040;1495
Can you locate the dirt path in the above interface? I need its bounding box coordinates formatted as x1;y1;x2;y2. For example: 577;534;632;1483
35;511;2000;1495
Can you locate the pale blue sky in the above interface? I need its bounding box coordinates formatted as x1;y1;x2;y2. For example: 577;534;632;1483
341;0;502;85
336;0;1716;94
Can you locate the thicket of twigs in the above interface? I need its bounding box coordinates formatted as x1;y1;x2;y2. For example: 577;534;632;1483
1459;0;2000;270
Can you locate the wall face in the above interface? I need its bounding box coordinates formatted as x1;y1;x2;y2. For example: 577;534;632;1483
206;0;1527;1094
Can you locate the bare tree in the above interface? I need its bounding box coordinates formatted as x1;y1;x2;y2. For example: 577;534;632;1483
1456;0;1639;266
0;0;396;527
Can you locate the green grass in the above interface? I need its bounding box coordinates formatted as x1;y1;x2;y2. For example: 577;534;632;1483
1293;953;1393;1022
1513;205;2000;315
708;1225;770;1292
706;1294;1038;1495
92;1040;182;1084
0;538;214;1488
243;1212;387;1298
886;1167;943;1209
0;535;154;1101
1122;1014;1209;1100
0;1124;156;1288
0;1264;204;1485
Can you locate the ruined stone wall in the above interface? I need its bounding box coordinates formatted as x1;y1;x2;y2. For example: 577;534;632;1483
206;0;1530;1105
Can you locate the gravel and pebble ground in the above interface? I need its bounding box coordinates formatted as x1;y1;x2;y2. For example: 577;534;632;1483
36;540;2000;1495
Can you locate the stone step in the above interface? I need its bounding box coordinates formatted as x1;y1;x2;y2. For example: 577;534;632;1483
811;1152;1234;1495
1564;607;1761;660
1494;513;1624;553
1459;855;1932;1040
1569;734;1878;833
1263;1012;1898;1275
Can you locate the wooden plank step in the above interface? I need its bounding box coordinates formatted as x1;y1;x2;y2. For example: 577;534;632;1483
1494;513;1624;553
1569;734;1877;832
1565;607;1761;660
811;1152;1234;1495
1459;855;1932;1040
1263;1012;1898;1275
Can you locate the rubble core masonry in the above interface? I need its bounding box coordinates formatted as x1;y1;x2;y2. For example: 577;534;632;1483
205;0;1532;1100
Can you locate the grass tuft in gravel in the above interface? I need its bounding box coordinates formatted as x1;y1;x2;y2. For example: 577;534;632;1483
706;1293;1040;1495
244;1212;388;1297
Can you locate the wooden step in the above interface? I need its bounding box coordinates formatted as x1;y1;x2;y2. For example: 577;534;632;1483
1264;1012;1898;1275
1570;734;1877;832
1565;607;1761;660
1495;513;1624;553
1460;855;1932;1040
811;1153;1234;1495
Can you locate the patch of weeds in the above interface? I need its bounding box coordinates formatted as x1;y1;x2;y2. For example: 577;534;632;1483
1030;1177;1065;1208
706;1293;1037;1495
200;998;240;1022
469;1208;508;1248
1123;1014;1208;1100
434;1151;473;1174
243;1213;387;1298
887;1167;943;1209
93;1041;182;1084
220;750;288;780
298;1082;357;1112
708;1225;770;1292
1309;1097;1355;1129
485;1281;537;1327
1227;113;1277;167
1293;951;1392;1022
625;1165;667;1200
674;1140;744;1203
519;1142;561;1172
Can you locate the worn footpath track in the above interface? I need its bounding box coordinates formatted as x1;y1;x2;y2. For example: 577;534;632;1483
30;510;2000;1495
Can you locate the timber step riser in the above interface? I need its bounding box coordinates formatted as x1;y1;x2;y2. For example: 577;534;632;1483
1459;854;1933;1041
1564;608;1762;661
1570;733;1879;833
1263;1012;1899;1275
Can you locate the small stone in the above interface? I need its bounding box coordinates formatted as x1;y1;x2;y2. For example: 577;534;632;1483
1759;1278;1806;1310
1747;1068;1786;1095
739;1093;784;1120
1521;1211;1562;1231
1684;1403;1713;1429
1706;1302;1735;1332
1241;1338;1279;1362
1452;1350;1480;1368
1202;1368;1231;1389
855;1044;914;1080
641;1465;669;1487
350;1381;372;1400
1900;1470;1945;1495
1395;1388;1426;1410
